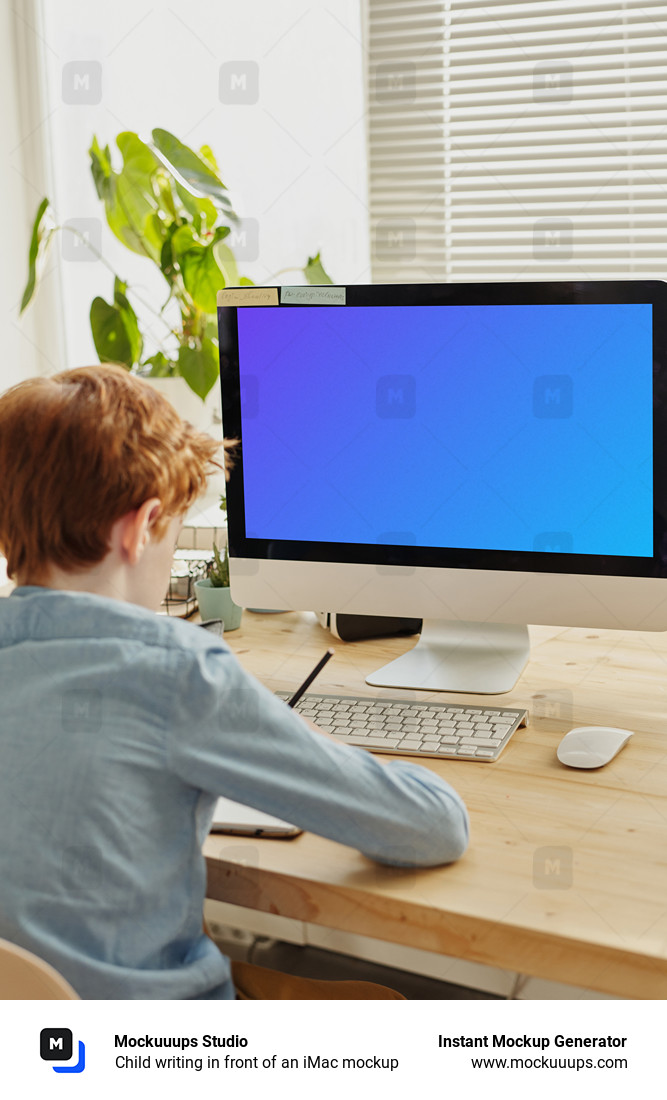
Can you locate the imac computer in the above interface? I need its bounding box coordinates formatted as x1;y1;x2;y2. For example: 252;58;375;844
217;281;667;694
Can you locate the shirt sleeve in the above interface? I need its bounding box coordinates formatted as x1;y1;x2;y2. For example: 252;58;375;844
165;642;469;867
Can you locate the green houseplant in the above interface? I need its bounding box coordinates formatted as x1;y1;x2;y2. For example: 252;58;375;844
21;128;331;399
194;544;242;630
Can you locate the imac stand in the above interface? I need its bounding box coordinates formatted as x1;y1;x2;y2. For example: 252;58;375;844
365;620;530;694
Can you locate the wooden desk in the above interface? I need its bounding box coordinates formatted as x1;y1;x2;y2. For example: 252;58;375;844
206;612;667;998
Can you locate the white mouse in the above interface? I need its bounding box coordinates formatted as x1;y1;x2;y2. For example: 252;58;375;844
556;726;633;769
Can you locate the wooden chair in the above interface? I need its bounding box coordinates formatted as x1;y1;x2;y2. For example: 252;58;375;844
0;937;78;999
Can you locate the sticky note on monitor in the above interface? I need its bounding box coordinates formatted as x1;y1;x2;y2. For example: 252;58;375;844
281;286;346;305
217;287;279;307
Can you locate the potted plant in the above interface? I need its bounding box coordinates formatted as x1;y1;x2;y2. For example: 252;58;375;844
195;544;242;631
20;128;331;407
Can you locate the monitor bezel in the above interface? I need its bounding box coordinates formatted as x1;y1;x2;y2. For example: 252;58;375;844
217;280;667;581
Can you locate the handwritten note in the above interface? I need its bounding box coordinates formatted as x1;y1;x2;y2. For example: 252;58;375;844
217;287;279;307
281;286;346;305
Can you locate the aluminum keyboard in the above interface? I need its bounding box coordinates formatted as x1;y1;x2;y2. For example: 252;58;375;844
277;691;528;762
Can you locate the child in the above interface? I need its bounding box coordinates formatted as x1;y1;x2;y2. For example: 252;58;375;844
0;365;469;999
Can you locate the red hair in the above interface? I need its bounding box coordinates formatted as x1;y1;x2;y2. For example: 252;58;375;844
0;365;228;582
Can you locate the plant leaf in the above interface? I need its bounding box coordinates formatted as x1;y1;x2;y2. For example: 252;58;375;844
142;352;175;377
90;136;113;201
170;223;197;258
152;129;236;216
180;246;220;312
152;169;179;222
89;132;164;262
113;278;143;365
173;225;229;313
20;198;51;313
159;222;181;282
90;297;133;367
212;239;240;287
199;144;220;173
208;542;229;586
174;183;218;235
303;251;333;285
112;133;164;260
90;284;142;369
177;337;219;400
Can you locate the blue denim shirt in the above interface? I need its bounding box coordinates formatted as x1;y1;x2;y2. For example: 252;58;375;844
0;587;469;999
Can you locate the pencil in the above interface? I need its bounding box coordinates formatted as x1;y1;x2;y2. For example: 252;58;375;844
287;648;335;708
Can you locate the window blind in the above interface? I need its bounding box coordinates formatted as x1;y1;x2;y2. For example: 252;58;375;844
364;0;667;282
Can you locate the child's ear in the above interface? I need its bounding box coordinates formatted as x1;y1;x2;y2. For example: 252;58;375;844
144;500;163;531
119;498;162;563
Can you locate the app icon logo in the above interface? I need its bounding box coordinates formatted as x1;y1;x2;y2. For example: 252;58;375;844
40;1028;86;1073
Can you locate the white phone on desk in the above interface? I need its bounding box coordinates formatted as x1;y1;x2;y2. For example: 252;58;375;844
210;797;302;838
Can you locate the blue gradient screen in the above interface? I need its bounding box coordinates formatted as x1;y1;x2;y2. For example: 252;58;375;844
237;303;653;557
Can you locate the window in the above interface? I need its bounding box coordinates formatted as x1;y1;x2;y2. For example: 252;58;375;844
365;0;667;281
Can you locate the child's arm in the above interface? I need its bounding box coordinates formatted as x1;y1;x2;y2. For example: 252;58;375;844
166;643;469;868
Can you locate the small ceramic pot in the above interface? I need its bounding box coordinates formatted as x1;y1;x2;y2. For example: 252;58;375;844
194;579;243;631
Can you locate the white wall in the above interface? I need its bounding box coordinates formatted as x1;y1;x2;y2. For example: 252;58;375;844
1;1;59;392
38;0;370;367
